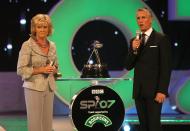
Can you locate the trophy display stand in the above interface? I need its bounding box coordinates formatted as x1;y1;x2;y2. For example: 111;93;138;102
56;40;130;130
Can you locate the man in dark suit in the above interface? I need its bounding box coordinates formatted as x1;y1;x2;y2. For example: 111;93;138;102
125;8;171;131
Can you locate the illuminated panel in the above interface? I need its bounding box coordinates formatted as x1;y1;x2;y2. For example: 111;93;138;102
168;0;190;20
176;80;190;114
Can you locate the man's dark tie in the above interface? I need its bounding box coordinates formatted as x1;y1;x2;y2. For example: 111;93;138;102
141;33;146;46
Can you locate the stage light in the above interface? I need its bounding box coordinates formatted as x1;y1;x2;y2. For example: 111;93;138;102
123;123;131;131
4;43;13;55
42;0;47;3
7;43;13;50
160;11;165;18
87;48;91;51
89;60;94;64
20;18;26;25
26;8;30;12
174;42;178;47
171;105;177;110
114;31;119;35
71;46;74;50
4;48;7;52
9;0;18;3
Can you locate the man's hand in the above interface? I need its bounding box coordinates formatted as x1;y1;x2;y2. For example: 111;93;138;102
154;92;166;103
132;39;141;51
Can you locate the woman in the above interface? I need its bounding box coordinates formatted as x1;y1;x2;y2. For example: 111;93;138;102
17;14;58;131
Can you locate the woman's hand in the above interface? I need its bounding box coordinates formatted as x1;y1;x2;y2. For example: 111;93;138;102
44;64;55;74
33;64;57;75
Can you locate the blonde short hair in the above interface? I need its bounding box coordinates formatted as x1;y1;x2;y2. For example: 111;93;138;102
30;14;53;37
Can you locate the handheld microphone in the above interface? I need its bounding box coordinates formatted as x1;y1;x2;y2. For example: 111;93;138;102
46;59;54;66
49;61;53;66
134;30;140;54
136;30;140;40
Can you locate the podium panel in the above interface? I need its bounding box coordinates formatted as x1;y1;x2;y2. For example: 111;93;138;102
71;85;125;131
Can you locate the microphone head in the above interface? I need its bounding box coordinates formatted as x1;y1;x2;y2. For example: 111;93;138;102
136;30;140;34
136;30;140;39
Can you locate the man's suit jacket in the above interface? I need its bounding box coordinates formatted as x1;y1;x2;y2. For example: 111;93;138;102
17;37;58;91
126;30;171;99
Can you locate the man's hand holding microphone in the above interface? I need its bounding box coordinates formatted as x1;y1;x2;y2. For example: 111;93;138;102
133;30;141;55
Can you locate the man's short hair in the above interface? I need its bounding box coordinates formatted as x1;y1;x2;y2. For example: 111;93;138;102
137;7;153;17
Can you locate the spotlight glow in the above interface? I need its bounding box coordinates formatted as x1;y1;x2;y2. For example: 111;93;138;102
89;60;94;64
174;42;178;47
171;105;177;110
4;48;7;52
43;0;47;3
7;43;13;50
114;31;119;35
20;18;26;25
26;8;30;12
123;124;130;131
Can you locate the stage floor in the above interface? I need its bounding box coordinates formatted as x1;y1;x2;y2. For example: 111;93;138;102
0;114;190;131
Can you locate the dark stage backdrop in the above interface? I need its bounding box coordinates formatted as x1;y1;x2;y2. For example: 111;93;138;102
0;0;190;71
